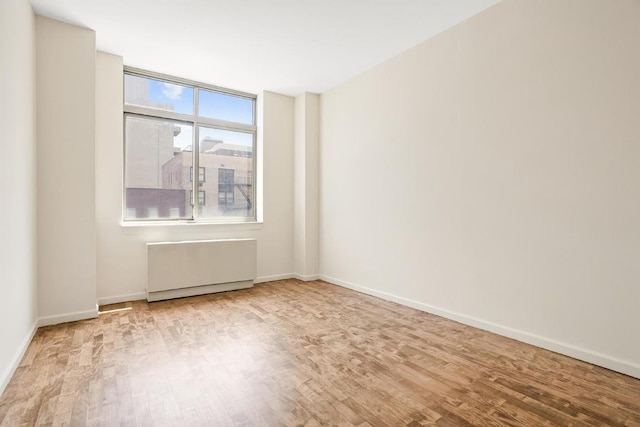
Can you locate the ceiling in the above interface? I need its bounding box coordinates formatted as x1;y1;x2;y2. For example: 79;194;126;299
30;0;501;96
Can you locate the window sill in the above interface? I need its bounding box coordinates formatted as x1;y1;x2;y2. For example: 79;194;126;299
120;220;264;231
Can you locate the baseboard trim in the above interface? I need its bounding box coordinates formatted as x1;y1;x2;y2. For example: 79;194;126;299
147;280;253;302
0;319;38;397
293;273;320;281
320;275;640;380
98;292;147;306
98;275;307;304
38;307;99;327
255;273;294;283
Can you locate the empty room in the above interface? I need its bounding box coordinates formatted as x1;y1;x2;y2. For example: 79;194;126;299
1;0;639;425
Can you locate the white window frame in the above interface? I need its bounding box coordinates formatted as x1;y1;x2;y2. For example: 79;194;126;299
123;67;257;223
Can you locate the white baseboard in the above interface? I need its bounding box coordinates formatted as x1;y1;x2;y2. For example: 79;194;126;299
38;306;99;327
98;292;147;306
255;273;294;283
293;273;320;281
0;319;38;397
98;275;303;303
320;275;640;380
255;273;319;283
147;280;253;302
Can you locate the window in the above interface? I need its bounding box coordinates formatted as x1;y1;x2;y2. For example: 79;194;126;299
190;190;206;206
190;166;205;183
123;68;257;222
218;168;235;207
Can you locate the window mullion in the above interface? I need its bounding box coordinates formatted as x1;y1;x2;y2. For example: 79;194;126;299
193;95;200;221
123;104;196;124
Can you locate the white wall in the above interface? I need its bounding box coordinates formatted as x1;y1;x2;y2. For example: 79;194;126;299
293;93;320;280
96;52;295;303
36;17;97;323
320;0;640;377
0;0;38;394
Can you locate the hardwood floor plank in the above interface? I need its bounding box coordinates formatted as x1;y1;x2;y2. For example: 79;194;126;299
1;279;639;426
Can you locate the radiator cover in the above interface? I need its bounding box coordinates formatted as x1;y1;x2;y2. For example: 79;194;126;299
146;238;257;302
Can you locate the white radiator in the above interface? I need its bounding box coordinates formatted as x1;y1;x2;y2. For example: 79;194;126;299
146;238;257;302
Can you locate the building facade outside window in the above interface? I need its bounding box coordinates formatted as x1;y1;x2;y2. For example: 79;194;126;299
123;68;257;222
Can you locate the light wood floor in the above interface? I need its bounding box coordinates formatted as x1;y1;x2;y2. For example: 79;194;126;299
1;280;639;426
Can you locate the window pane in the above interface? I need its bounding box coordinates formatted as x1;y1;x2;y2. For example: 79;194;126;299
189;190;206;206
189;166;205;182
198;127;254;219
125;74;194;115
125;116;193;220
198;89;254;125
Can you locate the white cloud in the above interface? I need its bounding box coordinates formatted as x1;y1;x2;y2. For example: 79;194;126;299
161;83;183;100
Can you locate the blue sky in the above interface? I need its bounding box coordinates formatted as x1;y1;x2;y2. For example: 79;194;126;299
147;79;253;149
148;80;193;114
144;78;254;148
147;79;253;125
